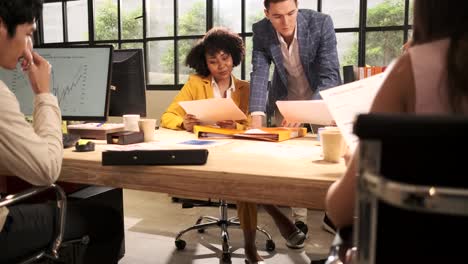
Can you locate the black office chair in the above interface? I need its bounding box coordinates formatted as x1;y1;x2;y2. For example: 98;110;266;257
346;114;468;264
0;184;89;264
174;199;275;263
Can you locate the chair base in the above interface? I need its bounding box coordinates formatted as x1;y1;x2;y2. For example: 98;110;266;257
174;200;275;263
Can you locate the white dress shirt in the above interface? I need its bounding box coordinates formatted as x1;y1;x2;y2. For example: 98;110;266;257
276;26;313;101
212;75;236;99
252;25;313;117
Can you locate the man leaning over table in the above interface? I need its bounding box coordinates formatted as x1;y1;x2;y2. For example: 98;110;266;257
248;0;342;242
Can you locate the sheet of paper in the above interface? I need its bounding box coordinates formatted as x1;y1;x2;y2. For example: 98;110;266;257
178;98;247;124
276;100;333;125
320;72;388;151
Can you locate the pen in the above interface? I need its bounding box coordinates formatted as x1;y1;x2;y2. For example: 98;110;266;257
96;122;105;127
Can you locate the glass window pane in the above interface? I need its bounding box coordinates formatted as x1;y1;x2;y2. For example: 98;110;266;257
337;33;358;80
323;0;359;28
146;0;174;37
299;0;317;10
121;43;144;50
367;0;405;27
121;0;143;39
337;33;358;67
94;0;118;41
177;0;206;36
43;3;63;43
67;0;88;42
409;0;414;25
213;0;241;33
147;40;174;85
365;31;403;66
245;36;253;81
246;0;264;32
178;39;198;84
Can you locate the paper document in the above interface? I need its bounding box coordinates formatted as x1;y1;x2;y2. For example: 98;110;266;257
276;100;333;125
320;72;388;151
179;98;247;124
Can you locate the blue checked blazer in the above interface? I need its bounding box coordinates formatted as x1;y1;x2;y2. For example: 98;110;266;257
249;9;342;113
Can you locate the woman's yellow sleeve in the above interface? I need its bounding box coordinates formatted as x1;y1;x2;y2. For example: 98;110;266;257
160;80;195;130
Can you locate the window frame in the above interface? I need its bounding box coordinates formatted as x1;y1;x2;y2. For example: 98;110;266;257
38;0;412;90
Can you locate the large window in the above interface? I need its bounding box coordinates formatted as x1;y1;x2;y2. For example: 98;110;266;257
40;0;412;90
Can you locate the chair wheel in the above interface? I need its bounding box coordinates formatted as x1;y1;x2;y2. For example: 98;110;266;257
222;252;231;263
197;228;205;233
266;239;275;251
175;239;186;250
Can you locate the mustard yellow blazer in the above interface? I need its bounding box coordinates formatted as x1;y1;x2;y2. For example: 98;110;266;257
160;74;250;130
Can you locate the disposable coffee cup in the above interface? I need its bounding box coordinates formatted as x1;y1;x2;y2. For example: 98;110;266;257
123;114;140;132
320;129;344;163
138;119;157;142
318;126;340;145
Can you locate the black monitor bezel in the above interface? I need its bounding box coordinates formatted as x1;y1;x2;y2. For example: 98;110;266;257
35;45;114;121
110;48;147;117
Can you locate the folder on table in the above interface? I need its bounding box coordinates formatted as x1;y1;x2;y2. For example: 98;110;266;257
194;125;307;142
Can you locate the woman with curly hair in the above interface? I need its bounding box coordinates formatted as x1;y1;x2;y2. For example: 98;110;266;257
161;27;305;264
161;26;262;262
161;27;249;131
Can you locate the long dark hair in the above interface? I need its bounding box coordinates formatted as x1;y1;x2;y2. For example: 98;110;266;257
412;0;468;113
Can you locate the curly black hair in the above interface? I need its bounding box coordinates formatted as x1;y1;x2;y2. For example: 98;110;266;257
186;27;245;77
0;0;42;37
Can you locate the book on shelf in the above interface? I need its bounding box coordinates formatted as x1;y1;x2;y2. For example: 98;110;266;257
193;125;307;142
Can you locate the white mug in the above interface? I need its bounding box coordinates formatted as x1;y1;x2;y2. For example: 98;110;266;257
123;114;140;132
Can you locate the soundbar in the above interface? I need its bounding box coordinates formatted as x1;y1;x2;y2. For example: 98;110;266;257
102;149;209;166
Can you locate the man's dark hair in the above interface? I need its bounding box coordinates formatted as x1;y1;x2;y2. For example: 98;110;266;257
412;0;468;113
0;0;43;37
264;0;297;9
186;27;245;77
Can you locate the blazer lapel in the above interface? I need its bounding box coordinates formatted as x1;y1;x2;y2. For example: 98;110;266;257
297;11;310;76
203;75;214;98
270;39;288;87
231;77;241;106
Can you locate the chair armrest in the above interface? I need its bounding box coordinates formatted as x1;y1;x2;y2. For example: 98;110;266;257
0;184;67;259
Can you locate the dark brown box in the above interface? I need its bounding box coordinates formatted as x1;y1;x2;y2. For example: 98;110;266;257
106;131;144;145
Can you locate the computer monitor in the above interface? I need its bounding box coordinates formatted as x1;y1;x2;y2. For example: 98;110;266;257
0;45;113;121
109;49;147;117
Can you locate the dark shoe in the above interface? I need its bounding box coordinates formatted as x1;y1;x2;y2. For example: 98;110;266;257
285;228;306;249
245;259;266;264
322;214;337;235
294;220;309;236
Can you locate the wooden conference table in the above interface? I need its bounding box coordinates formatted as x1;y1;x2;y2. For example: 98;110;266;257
3;129;346;210
58;128;345;209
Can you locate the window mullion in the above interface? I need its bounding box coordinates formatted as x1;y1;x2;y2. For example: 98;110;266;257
358;0;367;66
62;1;68;42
